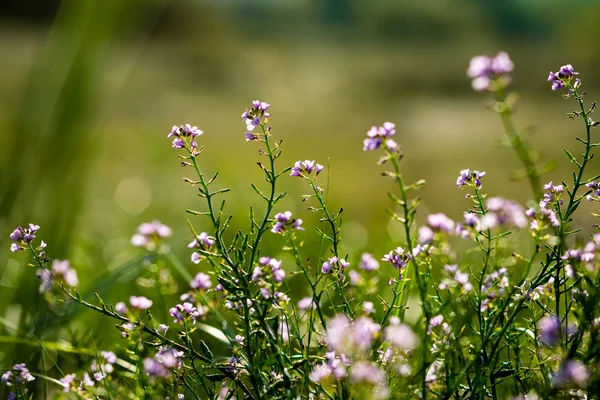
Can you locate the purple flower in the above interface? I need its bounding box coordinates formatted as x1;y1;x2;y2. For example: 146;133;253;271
9;227;23;241
290;160;324;178
467;52;513;92
169;302;203;324
157;324;169;335
101;351;117;364
2;364;35;387
456;169;486;189
297;297;314;311
309;364;332;383
538;315;561;346
359;252;379;271
10;243;21;253
321;256;347;274
51;259;78;287
271;211;304;234
144;358;170;379
350;361;385;385
362;122;396;152
427;213;455;233
382;247;410;270
245;131;258;141
115;302;128;314
131;220;172;250
60;373;76;392
553;360;588;387
384;321;418;350
548;64;579;91
129;296;153;310
190;272;212;290
168;124;203;149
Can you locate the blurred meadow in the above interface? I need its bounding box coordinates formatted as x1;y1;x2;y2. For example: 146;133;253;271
3;0;600;395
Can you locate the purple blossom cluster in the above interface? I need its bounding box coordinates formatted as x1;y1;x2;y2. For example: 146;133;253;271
242;100;270;141
270;211;304;234
456;169;486;189
129;295;153;310
321;256;350;274
38;259;79;293
190;272;212;290
169;302;205;324
144;347;184;379
359;252;380;271
382;247;411;271
290;160;324;178
438;264;473;293
483;197;528;229
131;220;172;251
252;256;286;284
189;232;216;264
547;64;579;91
362;122;398;152
1;363;35;390
9;223;42;252
168;124;203;149
585;181;600;201
467;51;513;92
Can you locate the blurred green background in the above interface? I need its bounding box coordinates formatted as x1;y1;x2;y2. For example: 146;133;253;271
2;0;600;394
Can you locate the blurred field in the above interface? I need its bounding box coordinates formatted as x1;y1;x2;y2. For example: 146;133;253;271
2;0;600;394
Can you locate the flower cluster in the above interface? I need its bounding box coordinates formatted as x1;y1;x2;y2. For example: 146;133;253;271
467;51;513;91
129;295;153;310
456;169;486;189
290;160;324;178
242;100;270;141
189;232;216;263
382;247;411;271
131;220;172;251
480;268;510;312
144;347;184;379
190;272;212;290
1;363;35;397
547;64;579;91
438;264;473;293
38;259;79;293
9;223;43;252
168;124;203;149
169;302;205;324
321;256;350;275
270;211;304;234
359;252;380;271
362;122;398;152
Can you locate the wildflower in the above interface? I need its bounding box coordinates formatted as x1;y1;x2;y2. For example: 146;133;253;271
169;302;203;324
60;373;77;392
350;361;385;385
382;247;410;270
290;160;324;178
359;252;379;271
547;64;579;91
129;296;153;310
101;351;117;365
115;302;128;314
190;272;212;290
427;213;455;233
131;220;172;251
456;169;486;189
51;259;78;287
271;211;304;234
187;232;215;249
384;320;418;351
485;197;527;229
418;226;434;244
241;100;270;138
363;302;374;314
8;224;40;251
363;122;396;152
168;124;203;149
553;360;588;387
467;52;513;92
157;324;169;335
1;364;35;387
297;297;314;311
309;364;332;383
538;315;561;346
